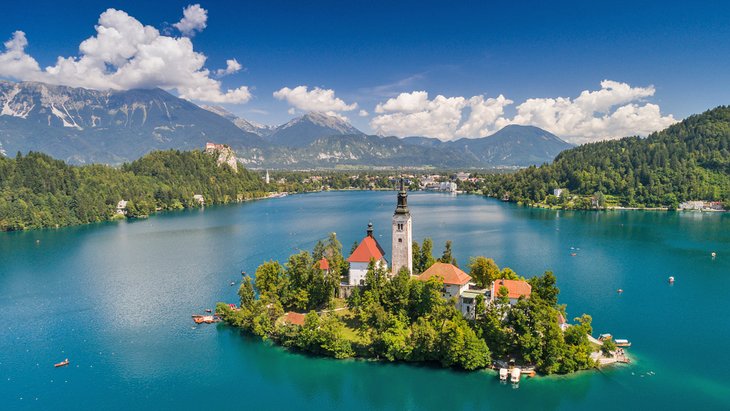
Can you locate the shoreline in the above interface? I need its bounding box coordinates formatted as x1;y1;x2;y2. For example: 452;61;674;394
483;195;727;213
217;318;629;379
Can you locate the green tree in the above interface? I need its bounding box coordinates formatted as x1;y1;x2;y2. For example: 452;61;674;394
468;256;500;288
419;238;436;271
254;260;286;299
529;270;559;307
238;276;255;308
439;240;457;266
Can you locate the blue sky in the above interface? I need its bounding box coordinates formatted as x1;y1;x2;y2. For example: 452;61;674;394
1;0;729;142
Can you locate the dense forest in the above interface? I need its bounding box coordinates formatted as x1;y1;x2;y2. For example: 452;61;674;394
0;150;270;231
478;106;730;209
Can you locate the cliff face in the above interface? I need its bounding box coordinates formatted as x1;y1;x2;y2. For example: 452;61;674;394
205;142;238;172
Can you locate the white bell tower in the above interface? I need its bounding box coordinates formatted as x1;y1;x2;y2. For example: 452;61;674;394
391;178;412;275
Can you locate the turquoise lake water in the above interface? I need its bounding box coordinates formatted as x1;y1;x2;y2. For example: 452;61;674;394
1;191;729;410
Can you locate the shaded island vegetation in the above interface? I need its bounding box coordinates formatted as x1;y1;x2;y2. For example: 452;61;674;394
217;235;599;374
0;149;270;231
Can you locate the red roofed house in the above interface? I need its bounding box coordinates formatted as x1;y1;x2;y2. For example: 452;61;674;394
317;258;330;274
282;311;306;326
491;279;532;305
347;222;388;286
417;262;489;318
418;262;472;299
557;313;568;331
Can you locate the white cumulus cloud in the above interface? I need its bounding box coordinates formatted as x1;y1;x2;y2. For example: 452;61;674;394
371;91;512;140
0;31;41;79
215;58;242;77
370;81;677;143
273;85;358;115
0;6;251;104
508;80;676;143
358;109;369;117
173;4;207;37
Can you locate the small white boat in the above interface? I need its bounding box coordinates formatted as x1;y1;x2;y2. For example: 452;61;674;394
499;368;508;381
615;339;632;347
711;252;716;258
510;368;521;384
668;276;675;283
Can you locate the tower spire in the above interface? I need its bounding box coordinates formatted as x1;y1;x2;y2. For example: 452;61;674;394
395;178;409;215
391;177;412;274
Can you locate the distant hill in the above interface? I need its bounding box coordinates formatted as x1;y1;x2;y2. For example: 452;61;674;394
481;106;730;208
199;105;276;137
268;112;364;147
0;80;574;168
0;81;265;164
237;126;571;169
400;125;574;167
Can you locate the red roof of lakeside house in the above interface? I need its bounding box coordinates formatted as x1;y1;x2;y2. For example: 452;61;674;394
418;262;472;285
318;258;330;270
283;312;305;326
347;236;385;263
492;279;532;300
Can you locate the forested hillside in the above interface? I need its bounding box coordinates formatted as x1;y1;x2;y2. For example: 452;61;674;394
480;106;730;208
0;150;269;231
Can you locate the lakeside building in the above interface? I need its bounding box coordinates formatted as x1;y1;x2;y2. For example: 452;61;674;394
317;258;330;275
346;223;388;286
679;200;725;211
418;262;472;300
491;279;532;305
416;262;490;318
116;200;128;215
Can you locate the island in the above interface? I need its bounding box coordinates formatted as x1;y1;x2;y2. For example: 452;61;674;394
216;181;628;376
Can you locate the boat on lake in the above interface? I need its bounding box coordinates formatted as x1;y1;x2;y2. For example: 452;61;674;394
54;359;69;368
510;368;521;384
615;339;632;347
499;368;508;381
192;314;219;324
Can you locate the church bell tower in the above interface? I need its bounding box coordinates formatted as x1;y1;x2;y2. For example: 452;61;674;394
391;178;413;275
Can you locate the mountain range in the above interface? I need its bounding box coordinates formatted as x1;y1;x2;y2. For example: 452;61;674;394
0;80;573;168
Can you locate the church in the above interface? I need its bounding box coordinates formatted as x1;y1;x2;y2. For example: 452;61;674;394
346;179;413;287
343;179;530;316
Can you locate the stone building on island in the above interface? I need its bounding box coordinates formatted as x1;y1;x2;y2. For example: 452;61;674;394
341;179;531;317
391;178;413;275
346;222;388;286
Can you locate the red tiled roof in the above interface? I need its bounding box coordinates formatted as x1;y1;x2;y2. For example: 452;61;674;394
492;279;532;300
283;312;305;326
318;258;330;270
347;236;385;263
418;262;471;285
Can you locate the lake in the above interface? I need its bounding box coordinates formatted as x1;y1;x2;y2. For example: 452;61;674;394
1;191;729;410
